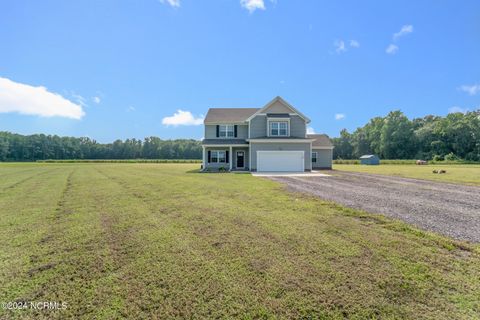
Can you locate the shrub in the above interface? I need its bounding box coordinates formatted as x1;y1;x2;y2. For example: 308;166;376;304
444;152;458;161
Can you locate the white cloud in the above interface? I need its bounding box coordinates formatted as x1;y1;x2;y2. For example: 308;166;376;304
306;126;316;134
126;106;136;112
93;96;101;104
350;40;360;48
334;39;359;54
386;44;398;54
459;84;480;96
159;0;180;7
393;25;413;40
71;92;87;107
335;113;345;120
448;106;468;114
0;77;85;119
334;40;346;53
162;110;204;126
240;0;265;12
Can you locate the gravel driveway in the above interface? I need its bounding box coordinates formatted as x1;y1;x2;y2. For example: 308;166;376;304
269;171;480;242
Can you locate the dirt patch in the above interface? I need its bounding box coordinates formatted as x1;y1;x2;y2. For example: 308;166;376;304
28;263;57;276
269;171;480;242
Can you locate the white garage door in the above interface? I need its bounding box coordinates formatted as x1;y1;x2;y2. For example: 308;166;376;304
257;151;304;172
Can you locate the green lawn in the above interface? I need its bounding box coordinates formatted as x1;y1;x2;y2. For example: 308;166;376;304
334;164;480;186
0;163;479;319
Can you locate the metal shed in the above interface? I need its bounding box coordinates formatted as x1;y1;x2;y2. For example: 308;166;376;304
360;154;380;165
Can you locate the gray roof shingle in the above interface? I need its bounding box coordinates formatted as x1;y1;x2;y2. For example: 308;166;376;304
204;108;259;123
307;134;333;147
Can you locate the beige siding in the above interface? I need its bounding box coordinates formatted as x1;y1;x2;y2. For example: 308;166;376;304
263;100;292;113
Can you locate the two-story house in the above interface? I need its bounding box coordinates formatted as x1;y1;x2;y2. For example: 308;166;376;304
201;96;333;172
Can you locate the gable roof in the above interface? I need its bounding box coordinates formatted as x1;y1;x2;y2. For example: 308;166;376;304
204;108;259;124
307;134;333;147
246;96;311;123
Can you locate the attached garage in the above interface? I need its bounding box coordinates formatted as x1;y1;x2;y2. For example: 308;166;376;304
257;151;304;172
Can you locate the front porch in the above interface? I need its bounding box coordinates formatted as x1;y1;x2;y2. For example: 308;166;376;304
202;145;250;172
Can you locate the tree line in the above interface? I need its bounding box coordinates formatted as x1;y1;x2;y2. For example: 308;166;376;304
0;132;202;161
1;109;479;161
332;110;480;161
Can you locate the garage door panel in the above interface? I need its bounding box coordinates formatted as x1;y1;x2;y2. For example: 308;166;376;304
257;151;304;172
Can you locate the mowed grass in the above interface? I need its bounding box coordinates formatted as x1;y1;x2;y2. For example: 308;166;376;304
0;164;479;319
334;164;480;186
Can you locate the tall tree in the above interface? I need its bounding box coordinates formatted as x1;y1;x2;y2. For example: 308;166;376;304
380;111;415;159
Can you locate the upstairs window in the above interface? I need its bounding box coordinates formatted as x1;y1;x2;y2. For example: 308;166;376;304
219;125;234;138
269;121;289;137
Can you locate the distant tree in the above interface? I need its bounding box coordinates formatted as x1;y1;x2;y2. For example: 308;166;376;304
0;136;9;161
332;129;353;159
380;111;415;159
351;128;371;157
0;131;202;161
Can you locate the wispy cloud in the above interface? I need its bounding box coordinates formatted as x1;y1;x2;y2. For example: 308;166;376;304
93;96;101;104
334;39;359;54
72;93;87;107
126;106;136;112
306;126;315;134
386;44;398;54
335;113;345;120
393;25;413;40
334;40;346;54
349;40;360;48
159;0;180;8
386;25;413;55
458;84;480;96
240;0;265;13
0;77;85;119
162;110;204;126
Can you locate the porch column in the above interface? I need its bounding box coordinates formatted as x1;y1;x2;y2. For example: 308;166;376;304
229;146;233;171
202;146;206;169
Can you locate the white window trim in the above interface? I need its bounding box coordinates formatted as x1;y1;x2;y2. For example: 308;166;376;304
210;150;227;164
312;151;318;163
267;119;290;137
219;124;234;138
311;146;335;150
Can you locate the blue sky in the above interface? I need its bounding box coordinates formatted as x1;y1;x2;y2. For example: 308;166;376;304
1;0;479;142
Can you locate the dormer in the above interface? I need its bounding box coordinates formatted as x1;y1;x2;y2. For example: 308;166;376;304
247;96;310;139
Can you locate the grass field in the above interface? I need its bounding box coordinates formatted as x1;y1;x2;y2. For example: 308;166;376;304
334;164;480;186
1;163;479;319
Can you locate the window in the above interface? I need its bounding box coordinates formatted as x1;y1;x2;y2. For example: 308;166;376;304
312;152;318;163
269;121;289;136
219;125;234;138
210;150;226;163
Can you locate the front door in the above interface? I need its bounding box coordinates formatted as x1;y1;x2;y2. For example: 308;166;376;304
236;151;245;168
